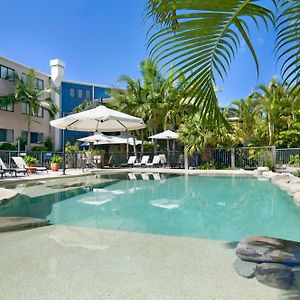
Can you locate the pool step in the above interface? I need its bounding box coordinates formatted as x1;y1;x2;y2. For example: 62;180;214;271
0;217;50;233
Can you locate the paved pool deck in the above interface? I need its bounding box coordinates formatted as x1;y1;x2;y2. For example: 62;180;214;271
0;168;297;299
0;225;290;300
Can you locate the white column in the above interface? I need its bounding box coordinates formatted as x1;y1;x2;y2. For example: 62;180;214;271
50;59;65;150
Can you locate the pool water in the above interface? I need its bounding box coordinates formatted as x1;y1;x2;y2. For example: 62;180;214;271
1;174;300;241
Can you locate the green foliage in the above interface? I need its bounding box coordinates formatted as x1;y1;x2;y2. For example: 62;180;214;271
31;145;47;152
44;136;53;151
289;155;300;166
65;142;79;154
24;155;39;166
254;149;273;169
0;143;16;150
73;99;100;113
143;141;154;152
50;154;63;165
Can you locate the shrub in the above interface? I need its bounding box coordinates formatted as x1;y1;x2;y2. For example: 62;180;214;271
24;155;39;166
50;154;63;165
289;155;300;166
0;143;16;150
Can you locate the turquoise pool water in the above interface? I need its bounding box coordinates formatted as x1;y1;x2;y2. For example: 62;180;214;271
1;174;300;241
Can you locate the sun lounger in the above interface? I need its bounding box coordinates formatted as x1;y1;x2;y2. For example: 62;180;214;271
121;156;136;167
146;155;160;167
159;154;167;167
12;156;48;174
0;157;28;176
134;155;149;167
0;169;5;178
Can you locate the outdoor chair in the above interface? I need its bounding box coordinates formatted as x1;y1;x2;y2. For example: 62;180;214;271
134;155;150;167
121;156;137;167
159;154;167;167
0;157;28;177
146;155;160;167
12;156;48;174
0;169;5;178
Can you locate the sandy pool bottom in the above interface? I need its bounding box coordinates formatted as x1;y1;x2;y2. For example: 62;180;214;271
0;225;293;300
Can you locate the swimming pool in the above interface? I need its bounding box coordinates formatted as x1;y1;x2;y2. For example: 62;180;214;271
1;173;299;241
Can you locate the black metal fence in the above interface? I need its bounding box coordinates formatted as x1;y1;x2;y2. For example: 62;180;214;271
1;146;299;170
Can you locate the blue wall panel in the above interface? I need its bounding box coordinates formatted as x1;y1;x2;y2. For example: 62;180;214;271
61;82;110;145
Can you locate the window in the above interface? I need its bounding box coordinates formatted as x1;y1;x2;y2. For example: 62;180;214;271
35;78;44;89
77;89;83;99
70;88;75;98
21;131;44;144
85;90;91;99
0;128;14;142
0;65;15;81
21;103;43;117
0;103;14;112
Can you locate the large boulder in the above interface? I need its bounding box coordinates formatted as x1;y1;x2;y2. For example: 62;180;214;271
255;263;294;289
0;188;17;202
236;236;300;265
233;258;257;278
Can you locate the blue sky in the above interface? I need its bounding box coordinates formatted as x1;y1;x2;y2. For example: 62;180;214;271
1;0;279;106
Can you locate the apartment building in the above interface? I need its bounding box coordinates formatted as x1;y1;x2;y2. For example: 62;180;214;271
0;56;112;150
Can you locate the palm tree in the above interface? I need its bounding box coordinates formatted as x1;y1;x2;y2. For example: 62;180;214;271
146;1;299;126
0;69;59;150
227;95;261;145
253;78;291;145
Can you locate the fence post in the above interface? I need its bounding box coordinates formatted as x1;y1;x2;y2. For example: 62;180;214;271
184;147;189;170
231;148;235;169
271;146;276;170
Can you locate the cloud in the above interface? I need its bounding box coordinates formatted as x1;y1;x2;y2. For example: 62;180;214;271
256;37;264;45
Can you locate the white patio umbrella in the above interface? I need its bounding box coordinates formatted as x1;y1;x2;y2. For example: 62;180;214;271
79;134;142;146
50;105;146;174
148;130;179;166
50;105;145;132
77;132;112;144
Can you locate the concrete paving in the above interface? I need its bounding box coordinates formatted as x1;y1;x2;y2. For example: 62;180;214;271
0;225;287;300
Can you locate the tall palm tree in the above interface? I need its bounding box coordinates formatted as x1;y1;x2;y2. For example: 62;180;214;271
227;95;261;145
253;78;291;145
146;0;299;126
0;69;59;150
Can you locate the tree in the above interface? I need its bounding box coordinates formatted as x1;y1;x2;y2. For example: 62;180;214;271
0;69;59;150
227;95;261;146
72;99;100;113
146;0;299;126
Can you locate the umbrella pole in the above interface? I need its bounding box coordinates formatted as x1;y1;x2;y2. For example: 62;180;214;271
126;130;129;160
62;128;66;175
133;132;137;158
141;129;144;157
167;138;170;168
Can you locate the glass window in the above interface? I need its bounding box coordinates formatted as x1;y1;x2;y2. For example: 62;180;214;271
70;88;75;98
22;131;44;144
35;78;44;89
77;89;83;98
21;103;43;117
0;65;15;81
85;90;91;99
0;128;14;142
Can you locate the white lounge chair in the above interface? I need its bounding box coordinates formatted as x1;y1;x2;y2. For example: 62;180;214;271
146;155;160;167
0;157;28;176
134;155;150;167
12;156;48;173
159;154;167;167
121;156;136;167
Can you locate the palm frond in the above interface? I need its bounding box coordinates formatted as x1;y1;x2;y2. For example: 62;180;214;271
275;0;300;91
146;0;273;127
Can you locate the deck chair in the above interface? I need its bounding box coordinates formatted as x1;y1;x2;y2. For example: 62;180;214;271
0;157;28;176
12;156;48;173
146;155;160;167
134;155;150;167
121;156;136;167
0;169;5;178
159;154;167;167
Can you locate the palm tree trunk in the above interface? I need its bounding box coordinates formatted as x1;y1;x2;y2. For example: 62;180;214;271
268;121;275;146
27;115;32;151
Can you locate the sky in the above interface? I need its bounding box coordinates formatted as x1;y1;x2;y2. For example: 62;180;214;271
1;0;279;107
